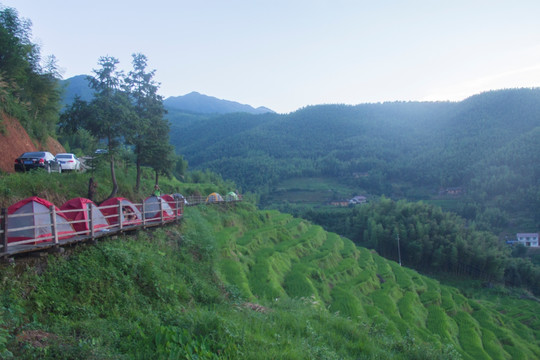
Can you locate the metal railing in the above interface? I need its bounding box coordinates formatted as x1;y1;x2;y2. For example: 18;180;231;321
0;193;241;258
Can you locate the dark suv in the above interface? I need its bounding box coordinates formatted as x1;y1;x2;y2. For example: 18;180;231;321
14;151;62;173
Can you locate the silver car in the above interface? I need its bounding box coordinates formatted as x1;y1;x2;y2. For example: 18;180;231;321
55;153;81;171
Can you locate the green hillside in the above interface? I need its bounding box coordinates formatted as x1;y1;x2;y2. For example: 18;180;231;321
168;89;540;232
2;202;538;359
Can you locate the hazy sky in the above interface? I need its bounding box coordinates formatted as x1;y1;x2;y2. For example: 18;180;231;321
3;0;540;113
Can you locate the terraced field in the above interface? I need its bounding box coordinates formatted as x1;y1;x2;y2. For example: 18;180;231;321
211;204;540;360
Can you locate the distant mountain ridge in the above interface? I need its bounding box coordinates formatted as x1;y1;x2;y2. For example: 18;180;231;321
59;75;94;108
163;92;274;115
59;76;274;115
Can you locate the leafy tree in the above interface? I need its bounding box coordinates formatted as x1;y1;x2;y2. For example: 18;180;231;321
0;5;62;140
123;53;173;189
58;96;105;158
173;154;188;180
0;6;35;85
86;56;134;199
139;112;176;185
58;96;93;133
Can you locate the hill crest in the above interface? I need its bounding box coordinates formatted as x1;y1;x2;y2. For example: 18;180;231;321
60;76;274;115
164;91;274;115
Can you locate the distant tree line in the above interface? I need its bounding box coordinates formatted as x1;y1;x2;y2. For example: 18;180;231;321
296;198;540;295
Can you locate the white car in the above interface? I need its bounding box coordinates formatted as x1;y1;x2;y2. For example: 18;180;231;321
55;153;81;171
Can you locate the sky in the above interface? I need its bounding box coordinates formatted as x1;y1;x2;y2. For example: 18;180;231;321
3;0;540;113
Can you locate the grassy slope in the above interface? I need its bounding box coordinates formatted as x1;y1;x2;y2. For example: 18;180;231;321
213;203;539;360
0;163;231;209
1;202;538;359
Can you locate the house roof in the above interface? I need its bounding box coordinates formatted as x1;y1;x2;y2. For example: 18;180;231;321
517;233;539;237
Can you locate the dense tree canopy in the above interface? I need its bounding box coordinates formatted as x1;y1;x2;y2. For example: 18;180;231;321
0;5;62;140
124;53;176;188
169;89;540;231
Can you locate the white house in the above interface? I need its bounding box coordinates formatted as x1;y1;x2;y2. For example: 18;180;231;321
349;195;367;205
516;233;539;247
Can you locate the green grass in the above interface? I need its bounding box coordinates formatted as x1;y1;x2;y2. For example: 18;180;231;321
0;161;234;209
1;201;539;359
454;311;491;360
282;263;318;298
265;176;360;205
329;286;364;318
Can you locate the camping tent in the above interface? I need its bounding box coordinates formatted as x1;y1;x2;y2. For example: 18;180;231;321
206;192;224;203
60;197;108;235
143;196;175;221
7;196;76;244
172;193;188;205
225;192;240;202
161;194;183;217
99;197;142;226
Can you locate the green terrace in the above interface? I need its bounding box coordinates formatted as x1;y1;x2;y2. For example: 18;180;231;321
1;202;539;359
210;203;539;359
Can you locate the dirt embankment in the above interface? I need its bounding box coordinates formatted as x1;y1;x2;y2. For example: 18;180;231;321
0;112;65;173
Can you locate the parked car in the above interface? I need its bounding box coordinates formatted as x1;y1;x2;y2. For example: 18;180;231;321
14;151;62;173
94;149;108;154
55;153;81;171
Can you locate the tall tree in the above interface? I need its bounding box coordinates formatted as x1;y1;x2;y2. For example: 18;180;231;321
139;114;176;185
124;53;168;191
86;56;133;199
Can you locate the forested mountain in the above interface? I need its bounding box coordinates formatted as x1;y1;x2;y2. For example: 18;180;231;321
60;76;274;115
59;74;93;107
168;88;540;232
164;91;274;114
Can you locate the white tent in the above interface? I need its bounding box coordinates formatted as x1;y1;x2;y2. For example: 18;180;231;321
143;196;174;221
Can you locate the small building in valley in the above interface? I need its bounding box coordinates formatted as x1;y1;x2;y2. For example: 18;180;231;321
516;233;539;247
349;195;367;205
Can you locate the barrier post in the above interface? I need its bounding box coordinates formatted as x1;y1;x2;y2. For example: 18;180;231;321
89;203;95;239
175;198;179;221
159;197;164;225
180;199;184;218
142;200;146;226
118;199;123;230
50;205;59;244
1;208;7;253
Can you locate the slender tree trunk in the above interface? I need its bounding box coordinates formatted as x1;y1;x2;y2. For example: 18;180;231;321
108;153;118;199
155;170;159;186
87;177;96;201
135;154;141;192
